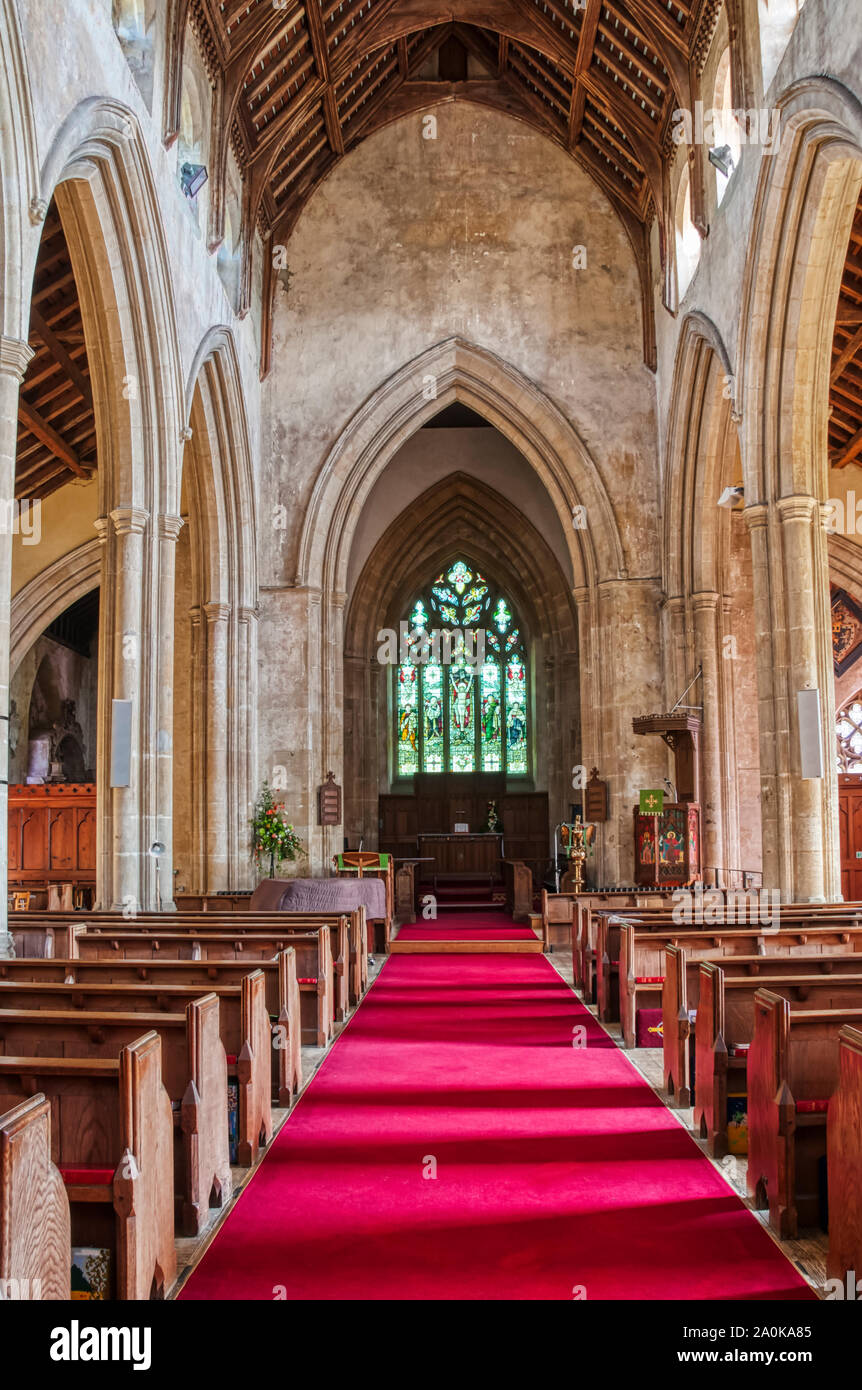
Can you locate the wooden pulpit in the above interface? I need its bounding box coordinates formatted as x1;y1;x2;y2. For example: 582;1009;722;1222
632;713;702;885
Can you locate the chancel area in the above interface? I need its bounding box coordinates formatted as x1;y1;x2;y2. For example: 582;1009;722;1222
3;0;862;1321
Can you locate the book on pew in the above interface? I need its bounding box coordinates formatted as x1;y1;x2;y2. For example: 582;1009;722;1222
726;1093;748;1155
71;1247;111;1300
227;1077;239;1165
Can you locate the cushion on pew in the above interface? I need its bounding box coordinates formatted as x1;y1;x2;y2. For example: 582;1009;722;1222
795;1099;829;1114
635;976;664;984
297;977;319;984
226;1054;237;1065
729;1043;750;1058
59;1166;114;1186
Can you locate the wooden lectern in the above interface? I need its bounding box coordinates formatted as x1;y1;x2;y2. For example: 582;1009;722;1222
632;713;702;886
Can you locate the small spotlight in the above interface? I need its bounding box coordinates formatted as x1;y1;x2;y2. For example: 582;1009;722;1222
180;162;208;199
718;485;745;510
709;144;735;179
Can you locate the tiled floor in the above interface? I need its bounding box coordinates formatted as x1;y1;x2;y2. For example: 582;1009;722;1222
544;947;829;1297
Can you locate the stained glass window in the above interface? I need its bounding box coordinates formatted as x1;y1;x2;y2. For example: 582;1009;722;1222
393;558;529;776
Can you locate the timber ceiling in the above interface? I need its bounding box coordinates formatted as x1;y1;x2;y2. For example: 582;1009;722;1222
16;203;96;503
180;0;721;369
192;0;715;235
830;190;862;468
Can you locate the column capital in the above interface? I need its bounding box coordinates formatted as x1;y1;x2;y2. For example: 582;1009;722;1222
93;516;111;545
189;604;203;627
238;604;260;625
179;425;193;445
204;601;231;624
691;590;721;615
157;513;184;542
110;506;149;536
743;502;769;533
776;494;818;525
0;336;34;382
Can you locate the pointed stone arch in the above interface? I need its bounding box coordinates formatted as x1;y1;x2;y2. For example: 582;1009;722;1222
10;540;101;675
272;343;662;882
733;76;862;899
343;472;580;852
662;312;759;888
297;336;626;597
19;98;187;910
173;327;259;892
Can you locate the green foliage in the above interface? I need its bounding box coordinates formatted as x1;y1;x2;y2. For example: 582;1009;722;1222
250;783;303;868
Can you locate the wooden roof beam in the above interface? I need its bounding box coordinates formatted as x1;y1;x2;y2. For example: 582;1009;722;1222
17;400;93;477
29;309;92;409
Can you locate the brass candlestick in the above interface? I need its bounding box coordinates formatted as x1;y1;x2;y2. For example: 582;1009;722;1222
568;815;587;893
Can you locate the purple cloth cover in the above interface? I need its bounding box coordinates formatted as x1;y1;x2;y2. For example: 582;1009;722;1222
249;877;387;919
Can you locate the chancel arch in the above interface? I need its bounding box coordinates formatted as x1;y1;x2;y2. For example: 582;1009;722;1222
344;470;580;863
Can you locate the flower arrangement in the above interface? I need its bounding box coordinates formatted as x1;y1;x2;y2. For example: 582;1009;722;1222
251;783;304;879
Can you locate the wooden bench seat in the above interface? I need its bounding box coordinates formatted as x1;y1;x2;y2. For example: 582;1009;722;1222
0;995;231;1238
663;944;862;1109
582;902;862;1009
13;907;368;1009
0;972;273;1167
61;930;332;1048
0;949;305;1103
748;990;862;1239
617;921;862;1049
0;1032;176;1299
692;964;862;1157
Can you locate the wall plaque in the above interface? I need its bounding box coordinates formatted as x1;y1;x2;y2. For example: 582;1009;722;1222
584;767;608;821
318;771;342;826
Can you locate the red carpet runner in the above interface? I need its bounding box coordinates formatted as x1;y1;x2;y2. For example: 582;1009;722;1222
396;909;536;940
180;950;813;1301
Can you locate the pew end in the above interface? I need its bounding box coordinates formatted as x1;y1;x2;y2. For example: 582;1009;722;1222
0;1092;71;1299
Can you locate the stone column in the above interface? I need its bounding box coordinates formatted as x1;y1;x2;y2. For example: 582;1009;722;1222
155;514;183;909
592;577;667;887
691;591;725;886
204;601;231;892
746;497;837;900
109;506;148;910
777;495;834;900
0;337;33;958
236;605;259;888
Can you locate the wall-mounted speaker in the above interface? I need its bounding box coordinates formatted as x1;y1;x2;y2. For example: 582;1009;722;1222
110;699;133;787
797;688;824;780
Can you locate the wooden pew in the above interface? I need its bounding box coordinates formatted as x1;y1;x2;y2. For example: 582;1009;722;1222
0;971;273;1167
0;1032;176;1299
0;1092;70;1299
64;928;332;1048
11;906;366;1012
747;990;862;1238
0;995;231;1237
663;945;862;1108
541;891;577;956
693;964;862;1156
582;900;862;1007
0;949;304;1104
503;860;533;922
827;1025;862;1287
618;921;862;1049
